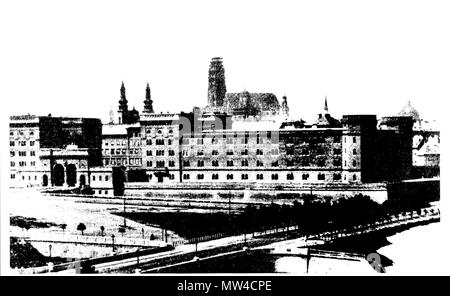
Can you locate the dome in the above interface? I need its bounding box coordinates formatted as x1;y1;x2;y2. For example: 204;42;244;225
399;100;420;121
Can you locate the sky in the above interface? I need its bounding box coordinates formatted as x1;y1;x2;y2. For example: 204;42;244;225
1;0;449;123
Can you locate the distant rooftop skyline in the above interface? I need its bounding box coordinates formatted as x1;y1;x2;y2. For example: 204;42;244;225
1;0;448;124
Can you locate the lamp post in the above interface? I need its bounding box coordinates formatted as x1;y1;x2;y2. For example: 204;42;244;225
111;234;116;252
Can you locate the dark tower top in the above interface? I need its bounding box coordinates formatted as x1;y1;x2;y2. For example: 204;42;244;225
143;82;154;113
207;57;227;107
281;95;289;117
118;81;128;113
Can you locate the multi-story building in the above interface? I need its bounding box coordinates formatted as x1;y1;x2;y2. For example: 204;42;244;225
9;114;102;188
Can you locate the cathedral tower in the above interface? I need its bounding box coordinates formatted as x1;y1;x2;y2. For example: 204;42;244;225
207;57;227;108
118;82;128;124
143;82;154;113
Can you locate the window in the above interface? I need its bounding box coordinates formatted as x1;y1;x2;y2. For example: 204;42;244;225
271;174;278;180
333;148;341;155
197;174;204;180
147;161;152;167
146;139;152;145
226;174;234;180
197;150;204;156
212;150;219;156
168;139;173;145
30;141;35;146
99;176;102;181
241;149;249;156
353;148;357;155
169;161;175;167
287;173;294;181
156;139;164;145
20;141;26;146
93;176;96;181
10;141;15;146
11;174;15;179
318;173;326;180
10;151;15;157
271;161;279;167
333;159;341;166
256;160;264;167
19;151;26;157
302;174;309;180
146;150;152;156
226;138;233;144
353;160;357;167
317;159;326;166
156;150;165;156
156;161;165;167
212;160;219;167
183;160;190;167
30;161;36;166
227;160;234;167
302;159;309;166
183;174;190;180
256;174;264;180
169;150;175;156
111;149;115;154
212;174;219;180
353;174;357;181
353;137;357;143
197;160;204;167
226;150;234;156
241;160;248;167
333;173;341;181
241;174;248;180
256;149;263;155
10;162;15;167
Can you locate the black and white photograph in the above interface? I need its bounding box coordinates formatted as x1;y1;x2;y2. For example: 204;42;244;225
0;0;448;279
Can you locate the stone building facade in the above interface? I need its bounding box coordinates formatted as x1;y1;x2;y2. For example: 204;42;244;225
9;114;103;188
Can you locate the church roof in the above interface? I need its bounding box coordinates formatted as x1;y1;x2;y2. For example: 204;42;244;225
225;92;280;113
399;100;420;121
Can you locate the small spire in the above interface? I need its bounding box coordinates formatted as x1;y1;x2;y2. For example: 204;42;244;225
324;96;329;114
143;82;154;113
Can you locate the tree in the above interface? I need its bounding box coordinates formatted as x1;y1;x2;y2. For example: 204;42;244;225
77;223;86;235
100;226;105;236
61;223;67;233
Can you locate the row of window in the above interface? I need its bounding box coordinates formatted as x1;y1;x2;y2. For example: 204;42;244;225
92;175;109;182
180;173;357;181
10;141;35;147
10;174;38;181
147;160;176;167
145;128;174;135
10;151;36;157
104;158;142;166
182;148;279;157
10;130;35;136
103;148;140;155
182;137;276;145
11;161;36;167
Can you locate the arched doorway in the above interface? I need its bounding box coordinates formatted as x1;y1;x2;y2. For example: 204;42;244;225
79;174;86;187
66;164;77;187
42;175;48;187
52;164;65;186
